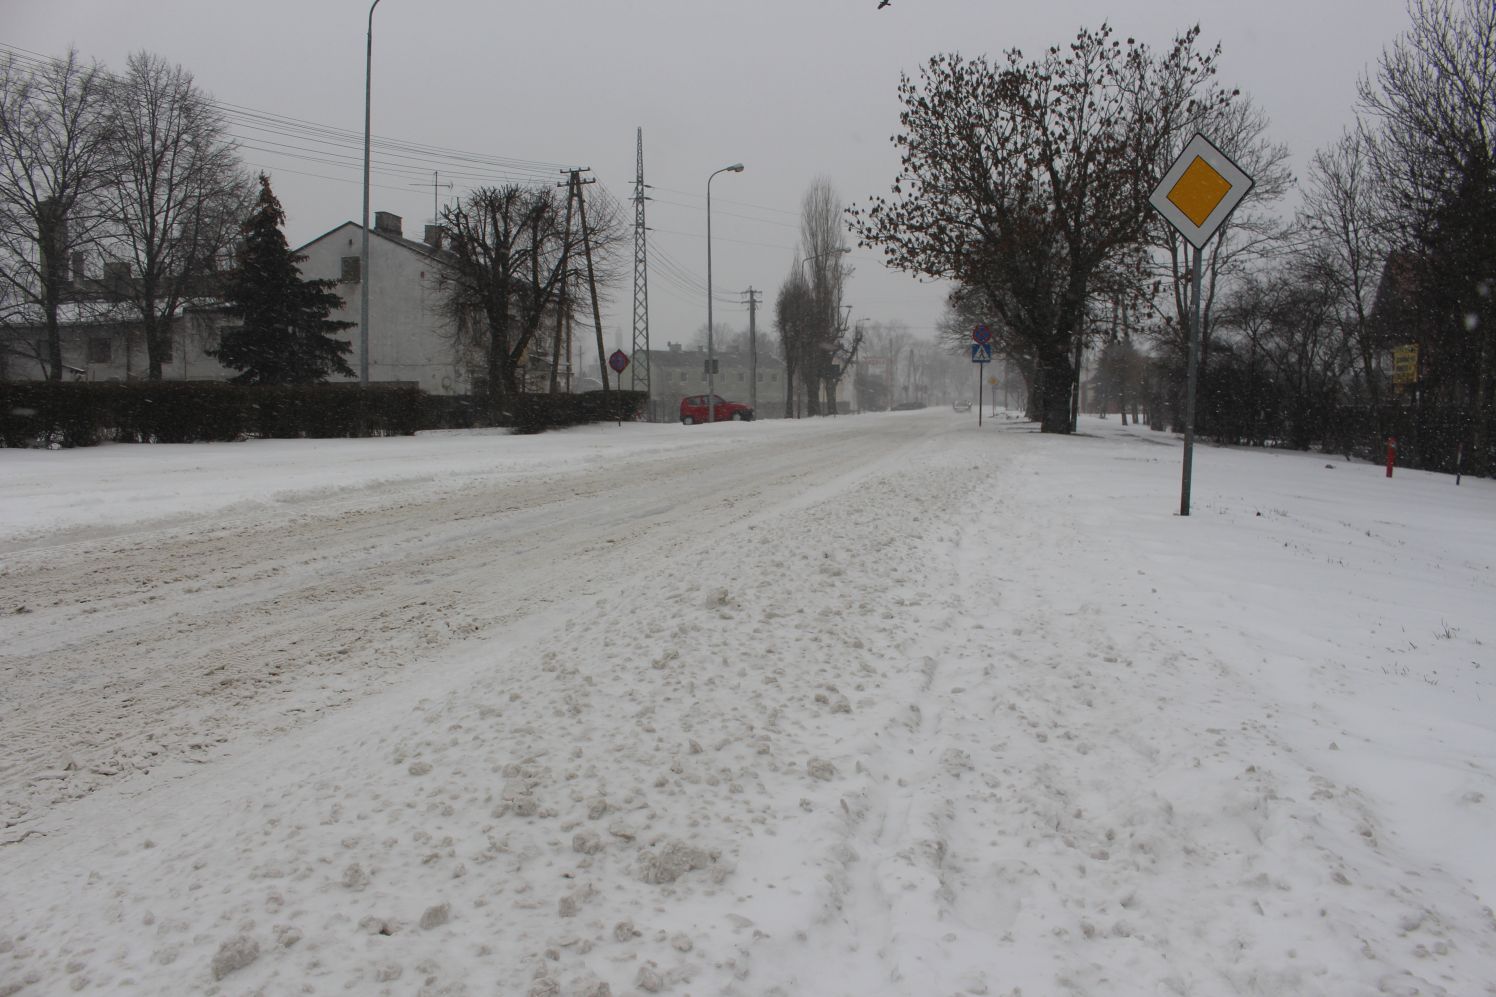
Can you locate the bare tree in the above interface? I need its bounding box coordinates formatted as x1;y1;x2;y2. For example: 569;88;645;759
1358;0;1496;474
0;49;114;380
1257;270;1351;450
1146;96;1295;429
1091;295;1149;425
1300;129;1392;421
1213;271;1296;445
799;178;852;415
1360;0;1496;234
438;184;621;411
852;25;1230;432
773;260;814;417
104;51;249;380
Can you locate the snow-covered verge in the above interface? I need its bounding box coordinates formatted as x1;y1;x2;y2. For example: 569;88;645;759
2;412;1494;996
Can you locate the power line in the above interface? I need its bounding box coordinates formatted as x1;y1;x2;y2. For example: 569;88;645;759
648;196;801;231
651;185;802;219
651;225;801;254
0;41;575;195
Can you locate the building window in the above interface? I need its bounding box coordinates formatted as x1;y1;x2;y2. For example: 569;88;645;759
160;336;174;364
88;337;112;364
341;256;361;283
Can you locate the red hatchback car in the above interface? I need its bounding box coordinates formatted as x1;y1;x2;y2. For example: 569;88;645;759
679;394;754;424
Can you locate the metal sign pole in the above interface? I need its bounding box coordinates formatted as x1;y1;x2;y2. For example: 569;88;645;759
1180;247;1203;516
1149;132;1253;519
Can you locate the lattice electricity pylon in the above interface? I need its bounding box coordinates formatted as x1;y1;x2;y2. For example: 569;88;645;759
630;128;652;416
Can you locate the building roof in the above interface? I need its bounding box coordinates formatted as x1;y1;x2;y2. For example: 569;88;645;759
295;221;454;264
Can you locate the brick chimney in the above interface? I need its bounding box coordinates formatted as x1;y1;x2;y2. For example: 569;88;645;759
374;211;402;237
423;225;443;250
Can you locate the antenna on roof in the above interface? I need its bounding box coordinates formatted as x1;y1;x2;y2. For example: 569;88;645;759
410;170;454;224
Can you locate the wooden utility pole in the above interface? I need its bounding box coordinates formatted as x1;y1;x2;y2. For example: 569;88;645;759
549;172;577;394
743;287;762;412
562;169;607;389
557;168;609;391
575;175;609;392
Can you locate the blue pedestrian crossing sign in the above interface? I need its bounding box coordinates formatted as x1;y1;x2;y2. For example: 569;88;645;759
970;343;993;364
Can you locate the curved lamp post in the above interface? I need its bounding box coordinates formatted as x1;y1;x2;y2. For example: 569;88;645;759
800;247;850;272
801;249;851;332
359;0;384;385
706;162;744;423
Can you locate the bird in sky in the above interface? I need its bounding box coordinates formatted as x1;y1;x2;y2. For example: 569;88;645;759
878;0;891;8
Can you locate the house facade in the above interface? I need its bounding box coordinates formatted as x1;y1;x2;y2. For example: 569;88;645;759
2;211;471;395
0;259;237;385
298;212;467;395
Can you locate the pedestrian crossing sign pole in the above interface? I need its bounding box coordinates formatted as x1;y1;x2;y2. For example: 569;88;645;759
1149;133;1254;516
971;339;992;426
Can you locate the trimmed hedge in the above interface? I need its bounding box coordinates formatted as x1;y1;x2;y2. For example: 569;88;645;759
0;381;645;447
512;390;649;434
1;381;440;447
1;381;118;448
249;384;430;439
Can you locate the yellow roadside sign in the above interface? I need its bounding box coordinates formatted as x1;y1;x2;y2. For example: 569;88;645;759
1150;133;1254;249
1393;344;1418;385
1168;157;1233;227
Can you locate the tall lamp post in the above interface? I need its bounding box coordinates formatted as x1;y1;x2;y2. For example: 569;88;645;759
706;162;744;423
359;0;384;385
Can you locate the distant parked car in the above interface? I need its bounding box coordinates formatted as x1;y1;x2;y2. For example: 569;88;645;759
952;400;972;412
679;394;754;424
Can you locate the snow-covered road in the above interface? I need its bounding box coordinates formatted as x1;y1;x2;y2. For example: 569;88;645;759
1;415;937;829
3;412;1494;996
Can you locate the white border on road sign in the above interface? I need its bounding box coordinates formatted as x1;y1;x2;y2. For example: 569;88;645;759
1149;132;1254;250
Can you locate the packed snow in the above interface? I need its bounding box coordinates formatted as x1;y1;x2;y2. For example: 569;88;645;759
2;410;1494;996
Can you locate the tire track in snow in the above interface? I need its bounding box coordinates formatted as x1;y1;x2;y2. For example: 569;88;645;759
0;418;945;834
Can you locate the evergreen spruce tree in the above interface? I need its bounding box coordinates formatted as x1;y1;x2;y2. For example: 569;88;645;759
210;174;355;384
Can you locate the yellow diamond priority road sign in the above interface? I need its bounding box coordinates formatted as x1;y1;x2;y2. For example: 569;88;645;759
1150;132;1253;249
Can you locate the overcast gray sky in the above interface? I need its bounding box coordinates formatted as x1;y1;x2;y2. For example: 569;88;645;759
5;0;1413;351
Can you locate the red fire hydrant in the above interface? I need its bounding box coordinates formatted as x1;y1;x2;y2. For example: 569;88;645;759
1386;436;1397;478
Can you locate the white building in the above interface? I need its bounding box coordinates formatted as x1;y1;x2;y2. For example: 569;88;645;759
2;212;468;393
298;212;467;395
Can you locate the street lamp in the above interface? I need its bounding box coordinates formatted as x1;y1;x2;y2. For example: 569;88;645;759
801;249;851;340
809;247;851;262
800;247;850;280
706;162;744;423
359;0;384;385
